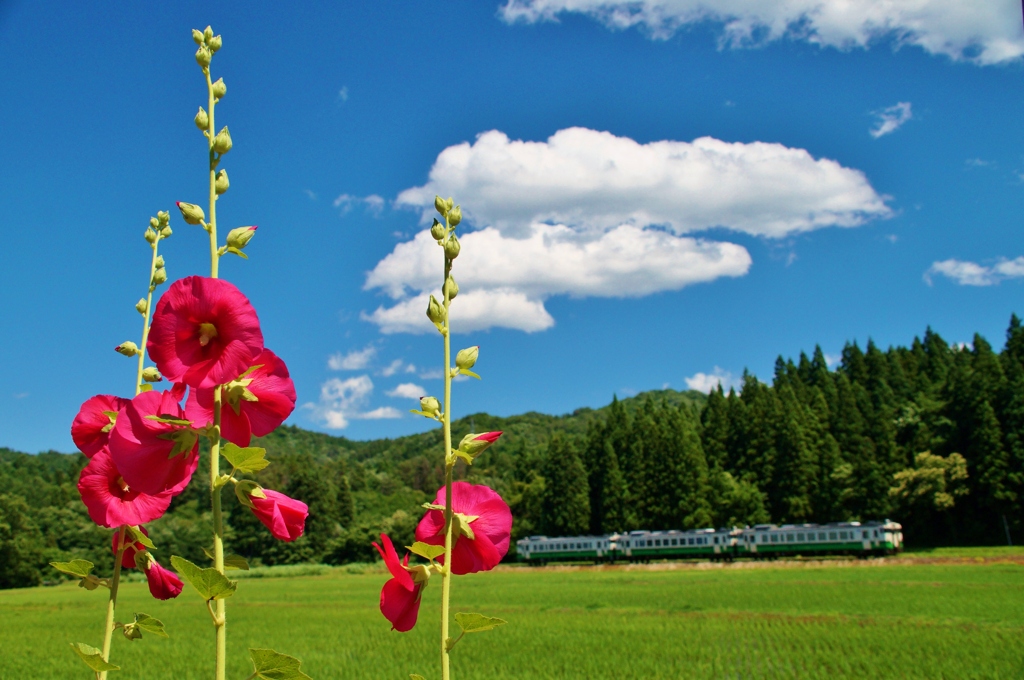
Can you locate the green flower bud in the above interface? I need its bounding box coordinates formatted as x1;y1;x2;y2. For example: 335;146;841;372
430;218;446;240
145;228;157;244
154;255;165;269
149;216;159;229
196;45;212;68
215;169;229;194
176;201;205;225
426;294;445;326
152;267;167;285
194;106;209;131
204;25;213;41
446;197;454;211
211;77;226;100
115;341;139;357
212;126;232;154
160;226;173;238
444;233;461;260
141;367;163;383
157;211;170;225
448;205;462;227
208;34;222;52
444;275;459;300
419;396;441;417
227;225;257;249
456;346;478;370
135;298;148;315
192;28;204;44
435;195;448;216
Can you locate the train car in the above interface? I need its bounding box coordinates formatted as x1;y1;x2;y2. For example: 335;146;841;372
738;520;903;558
516;534;614;563
614;528;740;561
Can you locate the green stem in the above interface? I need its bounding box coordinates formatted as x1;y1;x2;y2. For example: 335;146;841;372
205;67;219;280
440;222;454;680
98;526;127;680
135;238;160;396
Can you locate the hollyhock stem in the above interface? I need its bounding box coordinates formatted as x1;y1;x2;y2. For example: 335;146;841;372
440;219;454;680
135;238;162;396
99;525;127;680
205;67;219;280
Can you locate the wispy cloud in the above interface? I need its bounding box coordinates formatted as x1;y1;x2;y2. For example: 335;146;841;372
925;257;1024;286
328;346;376;370
870;102;913;138
334;193;386;216
304;375;401;429
304;189;317;201
381;359;417;377
685;367;740;393
338;86;349;102
387;382;426;399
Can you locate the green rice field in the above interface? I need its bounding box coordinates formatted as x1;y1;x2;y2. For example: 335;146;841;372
2;554;1022;679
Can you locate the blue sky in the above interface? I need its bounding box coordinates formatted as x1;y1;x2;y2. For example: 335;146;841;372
2;1;1024;453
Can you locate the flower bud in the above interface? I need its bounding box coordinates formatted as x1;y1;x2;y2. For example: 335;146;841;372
157;211;170;226
152;267;167;285
115;341;139;357
456;346;478;370
444;275;459;300
444;233;461;260
212;126;232;154
194;106;209;131
458;431;503;458
227;226;257;249
215;169;229;194
196;46;212;68
149;216;159;229
208;34;222;52
145;228;157;244
192;28;205;44
142;367;163;382
176;201;205;225
135;298;148;315
204;26;214;40
430;218;446;241
434;195;448;216
419;396;441;417
160;226;173;238
153;256;164;270
448;205;462;227
426;294;445;326
211;78;226;99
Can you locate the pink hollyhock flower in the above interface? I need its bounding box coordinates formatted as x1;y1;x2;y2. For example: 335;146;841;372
108;390;200;496
372;533;426;632
71;395;130;458
147;276;264;389
185;348;296;447
143;558;183;600
111;527;148;569
415;482;512;575
79;450;173;528
248;489;308;542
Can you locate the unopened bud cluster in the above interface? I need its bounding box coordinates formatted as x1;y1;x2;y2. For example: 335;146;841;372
145;211;172;244
193;25;221;70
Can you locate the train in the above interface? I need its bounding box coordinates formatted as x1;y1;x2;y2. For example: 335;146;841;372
515;520;903;563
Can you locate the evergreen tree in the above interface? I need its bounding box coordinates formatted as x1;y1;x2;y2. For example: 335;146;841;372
540;434;590;536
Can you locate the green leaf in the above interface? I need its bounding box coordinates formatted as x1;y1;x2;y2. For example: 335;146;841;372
445;636;458;652
460;369;481;380
144;414;192;427
248;648;312;680
454;612;507;634
139;383;154;393
410;675;426;680
70;642;119;672
128;525;156;549
453;450;475;465
226;246;249;259
204;548;251;571
133;612;168;637
78;575;107;590
50;559;94;578
221;442;270;473
170;555;237;601
406;542;445;561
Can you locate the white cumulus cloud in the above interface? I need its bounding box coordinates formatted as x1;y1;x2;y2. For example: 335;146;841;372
396;128;890;239
685;366;740;393
305;375;400;429
870;102;913;138
387;382;427;399
925;257;1024;286
499;0;1024;65
328;346;376;370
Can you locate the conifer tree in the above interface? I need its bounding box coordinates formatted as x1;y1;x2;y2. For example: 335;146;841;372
540;434;590;536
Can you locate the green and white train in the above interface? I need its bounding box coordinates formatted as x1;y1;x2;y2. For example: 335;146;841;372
516;520;903;563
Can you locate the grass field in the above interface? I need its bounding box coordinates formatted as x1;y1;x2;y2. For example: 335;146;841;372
2;556;1022;679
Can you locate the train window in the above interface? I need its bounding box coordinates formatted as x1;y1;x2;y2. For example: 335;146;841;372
654;539;660;546
786;534;794;542
819;532;826;540
797;533;804;541
862;531;868;539
806;534;814;542
647;540;653;547
839;532;847;540
670;538;677;546
829;532;837;540
714;537;719;544
770;535;778;543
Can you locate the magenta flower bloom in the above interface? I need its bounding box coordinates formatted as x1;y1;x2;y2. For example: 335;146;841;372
107;390;200;496
185;348;296;447
147;276;264;389
79;450;173;528
111;527;148;569
71;395;129;458
372;533;425;632
143;558;183;600
415;482;512;575
248;489;308;542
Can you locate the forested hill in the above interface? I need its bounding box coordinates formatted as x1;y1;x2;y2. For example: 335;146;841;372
3;316;1024;589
